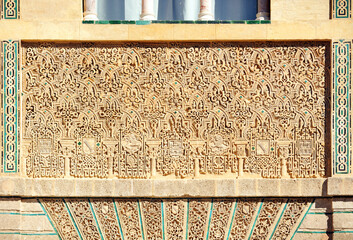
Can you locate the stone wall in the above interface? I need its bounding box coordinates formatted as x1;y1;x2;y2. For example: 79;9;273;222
0;0;353;239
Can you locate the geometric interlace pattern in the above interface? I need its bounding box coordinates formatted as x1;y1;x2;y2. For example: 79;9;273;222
22;42;329;179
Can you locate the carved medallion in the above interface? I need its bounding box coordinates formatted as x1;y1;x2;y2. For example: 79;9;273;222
121;133;142;154
38;139;52;155
209;134;229;154
297;140;313;156
82;138;95;154
169;139;183;157
256;140;270;156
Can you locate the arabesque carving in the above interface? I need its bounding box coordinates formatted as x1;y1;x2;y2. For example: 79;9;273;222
40;198;312;240
22;42;329;179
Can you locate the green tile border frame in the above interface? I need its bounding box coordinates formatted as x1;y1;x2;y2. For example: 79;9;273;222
82;20;271;25
2;0;20;19
1;40;19;173
333;40;352;175
332;0;352;18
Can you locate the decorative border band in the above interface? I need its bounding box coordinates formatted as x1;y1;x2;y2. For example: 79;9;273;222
332;0;352;18
333;40;352;175
1;40;19;173
1;0;19;19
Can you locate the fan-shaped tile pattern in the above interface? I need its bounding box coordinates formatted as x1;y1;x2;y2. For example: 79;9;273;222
40;198;312;240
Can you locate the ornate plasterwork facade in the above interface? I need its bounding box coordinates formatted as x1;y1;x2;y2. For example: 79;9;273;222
1;0;353;239
21;42;329;179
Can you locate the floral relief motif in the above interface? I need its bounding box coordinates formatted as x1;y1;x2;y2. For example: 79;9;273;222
228;199;258;240
65;198;102;240
249;199;284;240
165;199;186;240
271;199;309;240
22;42;329;179
115;199;144;240
90;198;123;240
41;198;311;240
141;200;163;240
208;199;233;240
187;199;210;239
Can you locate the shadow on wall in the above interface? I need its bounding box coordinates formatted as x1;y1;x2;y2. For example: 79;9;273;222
97;0;257;21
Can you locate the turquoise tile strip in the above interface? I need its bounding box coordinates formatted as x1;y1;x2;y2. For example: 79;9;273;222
333;40;352;174
248;199;264;240
2;40;18;173
226;199;238;240
269;199;289;240
137;200;145;240
0;232;21;235
37;199;61;240
290;199;315;240
185;199;190;240
333;0;351;18
3;0;19;19
161;200;165;240
0;212;46;216
88;199;104;240
205;199;214;240
113;200;125;240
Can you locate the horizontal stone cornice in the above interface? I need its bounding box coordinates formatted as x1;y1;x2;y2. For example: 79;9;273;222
0;177;342;198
